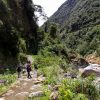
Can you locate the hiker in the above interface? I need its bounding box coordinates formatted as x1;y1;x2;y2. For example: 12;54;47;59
26;61;32;79
33;64;38;78
16;63;22;78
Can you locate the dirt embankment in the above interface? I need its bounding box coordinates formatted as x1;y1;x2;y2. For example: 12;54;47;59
86;54;100;64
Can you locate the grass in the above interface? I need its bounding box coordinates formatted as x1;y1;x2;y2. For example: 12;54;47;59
0;70;17;95
58;77;100;100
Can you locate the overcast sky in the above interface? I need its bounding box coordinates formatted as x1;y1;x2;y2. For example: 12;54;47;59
33;0;66;26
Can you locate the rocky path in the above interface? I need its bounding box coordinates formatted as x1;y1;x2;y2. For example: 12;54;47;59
0;73;45;100
0;56;45;100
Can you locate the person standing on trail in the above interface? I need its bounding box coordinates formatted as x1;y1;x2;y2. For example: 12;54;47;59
26;61;32;79
16;63;22;78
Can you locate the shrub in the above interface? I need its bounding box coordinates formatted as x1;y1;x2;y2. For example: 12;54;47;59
0;73;17;95
58;78;99;100
18;53;27;63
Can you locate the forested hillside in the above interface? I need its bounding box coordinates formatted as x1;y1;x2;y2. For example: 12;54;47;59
0;0;38;65
44;0;100;57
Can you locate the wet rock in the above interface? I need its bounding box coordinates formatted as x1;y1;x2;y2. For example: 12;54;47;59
29;91;44;98
15;92;29;100
50;91;58;100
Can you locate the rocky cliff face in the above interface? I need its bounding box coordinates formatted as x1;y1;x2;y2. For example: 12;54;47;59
0;0;38;65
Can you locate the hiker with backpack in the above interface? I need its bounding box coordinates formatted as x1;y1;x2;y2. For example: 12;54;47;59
26;61;32;79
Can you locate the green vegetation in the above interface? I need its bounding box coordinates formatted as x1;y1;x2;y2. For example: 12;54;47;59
0;0;39;65
0;71;17;95
49;0;100;57
64;25;100;56
30;55;100;100
33;55;65;84
58;77;99;100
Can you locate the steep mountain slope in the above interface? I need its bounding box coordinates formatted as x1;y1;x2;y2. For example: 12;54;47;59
49;0;77;25
49;0;100;30
48;0;100;56
0;0;38;65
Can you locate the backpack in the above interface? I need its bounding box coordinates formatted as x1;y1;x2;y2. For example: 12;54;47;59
26;64;32;72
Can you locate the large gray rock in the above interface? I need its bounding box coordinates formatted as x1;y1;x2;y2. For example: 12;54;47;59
81;64;100;77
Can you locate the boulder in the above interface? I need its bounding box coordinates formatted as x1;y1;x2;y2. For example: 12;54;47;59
29;91;44;98
81;64;100;77
15;92;29;100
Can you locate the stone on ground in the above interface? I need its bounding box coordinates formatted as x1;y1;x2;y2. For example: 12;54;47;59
15;92;29;100
38;75;45;82
4;90;14;96
30;84;42;92
29;91;44;98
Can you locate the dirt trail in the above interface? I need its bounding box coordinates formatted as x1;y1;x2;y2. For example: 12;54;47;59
0;73;45;100
0;56;45;100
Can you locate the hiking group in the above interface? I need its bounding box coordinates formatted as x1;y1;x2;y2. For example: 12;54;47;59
16;61;38;79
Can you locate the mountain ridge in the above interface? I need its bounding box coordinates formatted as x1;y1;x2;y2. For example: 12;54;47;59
49;0;100;31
